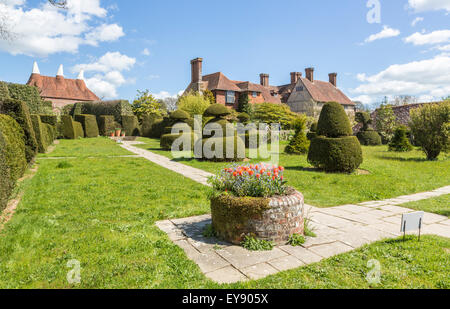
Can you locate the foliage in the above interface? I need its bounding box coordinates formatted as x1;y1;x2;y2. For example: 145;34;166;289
357;130;382;146
237;112;250;124
178;92;211;117
203;89;216;105
355;111;372;131
121;115;141;136
375;104;397;144
208;164;287;198
74;114;99;138
409;102;450;160
0;98;38;162
202;224;217;238
6;83;52;114
0;81;10;99
97;115;116;136
389;126;413;152
170;110;190;120
204;104;231;118
39;115;58;127
253;103;300;130
61;115;84;139
241;235;274;251
131;90;167;119
287;234;306;246
316;102;353;137
140;114;164;138
309;102;363;173
237;93;252;116
285;117;310;155
196;135;245;162
160;132;193;151
304;217;316;237
307;121;318;141
31;115;50;153
69;100;133;124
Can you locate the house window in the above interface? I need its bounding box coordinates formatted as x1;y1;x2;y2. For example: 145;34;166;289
226;91;235;104
252;91;257;98
296;86;304;92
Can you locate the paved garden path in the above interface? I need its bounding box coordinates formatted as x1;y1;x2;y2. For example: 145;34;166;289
121;141;450;283
120;141;213;186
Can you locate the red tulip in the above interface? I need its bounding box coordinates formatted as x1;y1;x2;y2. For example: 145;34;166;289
233;172;237;177
256;174;261;179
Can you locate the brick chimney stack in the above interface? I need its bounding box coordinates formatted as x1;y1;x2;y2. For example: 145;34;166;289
305;68;314;82
290;72;302;85
329;73;337;87
191;58;203;83
260;73;269;87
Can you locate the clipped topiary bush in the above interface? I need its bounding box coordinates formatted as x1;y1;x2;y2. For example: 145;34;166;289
308;102;362;173
0;114;27;183
39;115;58;127
0;98;38;162
74;114;99;138
31;115;49;153
355;111;382;146
140;114;163;138
285;118;310;155
6;83;51;114
160;110;193;150
61;115;84;139
306;121;318;141
0;131;11;211
121;115;141;136
0;81;10;100
237;112;250;124
196;135;245;162
70;100;133;124
204;104;231;118
98;115;116;136
389;126;413;152
43;123;56;147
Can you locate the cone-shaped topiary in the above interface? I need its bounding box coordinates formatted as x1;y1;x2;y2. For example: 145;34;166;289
285;118;309;155
204;104;231;118
316;102;353;138
389;126;413;152
308;102;362;173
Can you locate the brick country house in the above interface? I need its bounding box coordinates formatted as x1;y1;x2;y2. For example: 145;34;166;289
184;58;355;117
26;62;99;113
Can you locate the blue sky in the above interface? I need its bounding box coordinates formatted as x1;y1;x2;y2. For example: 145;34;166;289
0;0;449;106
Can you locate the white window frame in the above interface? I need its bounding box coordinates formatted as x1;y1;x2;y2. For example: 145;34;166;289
226;91;235;104
252;91;257;98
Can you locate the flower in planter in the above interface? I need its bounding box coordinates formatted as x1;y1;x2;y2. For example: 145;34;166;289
208;163;287;198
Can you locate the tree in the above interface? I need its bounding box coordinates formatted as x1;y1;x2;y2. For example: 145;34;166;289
203;89;216;105
131;90;166;119
375;104;397;143
409;101;450;160
285;117;309;155
177;92;211;118
389;126;413;152
237;93;253;116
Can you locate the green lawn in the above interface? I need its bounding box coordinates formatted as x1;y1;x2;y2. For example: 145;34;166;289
0;138;449;289
135;137;450;207
400;195;450;218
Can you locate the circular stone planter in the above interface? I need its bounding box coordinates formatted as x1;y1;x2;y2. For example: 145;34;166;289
210;188;305;245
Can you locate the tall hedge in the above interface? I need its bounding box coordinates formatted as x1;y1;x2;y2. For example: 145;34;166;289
0;98;38;162
74;114;99;138
122;115;141;136
68;100;133;124
308;102;362;173
61;115;84;139
6;83;52;114
141;115;163;138
31;115;49;153
39;115;58;127
98;115;116;136
0;81;10;100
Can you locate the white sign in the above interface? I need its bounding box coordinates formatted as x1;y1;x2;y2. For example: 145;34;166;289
401;211;424;233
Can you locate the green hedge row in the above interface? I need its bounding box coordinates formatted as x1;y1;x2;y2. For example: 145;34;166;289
6;83;52;114
122;115;141;136
31;115;56;153
74;114;99;138
66;100;133;124
98;115;116;136
0;81;10;99
0;98;38;162
0;114;27;211
61;115;84;139
39;115;58;127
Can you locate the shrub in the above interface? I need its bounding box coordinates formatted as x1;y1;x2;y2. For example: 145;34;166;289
121;115;141;136
241;235;274;251
160;131;194;151
375;104;397;144
0;81;10;100
409;102;450;160
140;114;163;138
170;109;190;120
285;117;310;155
237;112;250;124
39;115;58;127
0;98;38;162
237;93;252;115
253;103;301;130
308;102;363;173
97;115;116;136
6;83;52;114
0;114;27;183
208;164;286;198
61;115;84;139
44;123;56;146
357;130;382;146
178;92;211;117
74;114;99;138
131;90;167;118
204;104;231;118
203;89;216;105
306;121;318;141
31;115;49;153
196;135;245;162
388;126;413;152
150;118;170;138
69;100;133;124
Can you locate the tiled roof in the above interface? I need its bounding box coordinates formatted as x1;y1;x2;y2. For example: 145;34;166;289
202;72;242;92
300;77;354;105
26;74;99;101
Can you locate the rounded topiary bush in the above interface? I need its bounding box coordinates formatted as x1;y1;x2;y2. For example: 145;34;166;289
160;132;195;151
308;102;363;173
196;135;245;162
237;112;250;124
170;110;190;121
160;110;193;150
357;129;382;146
316;102;353;138
204;104;231;118
389;126;413;152
307;136;363;173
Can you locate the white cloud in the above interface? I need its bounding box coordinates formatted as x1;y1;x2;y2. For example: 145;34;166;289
411;17;424;26
408;0;450;12
141;48;150;56
404;29;450;45
364;26;400;43
351;54;450;103
73;52;136;99
0;0;124;56
153;91;183;100
85;23;124;46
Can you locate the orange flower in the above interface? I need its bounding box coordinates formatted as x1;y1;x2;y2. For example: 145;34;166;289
279;166;285;171
272;176;276;181
233;172;237;177
256;174;261;179
249;170;254;176
267;171;271;176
